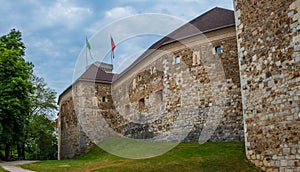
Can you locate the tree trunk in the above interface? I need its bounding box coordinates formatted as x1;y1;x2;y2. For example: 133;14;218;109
21;143;25;160
17;144;24;160
5;144;11;160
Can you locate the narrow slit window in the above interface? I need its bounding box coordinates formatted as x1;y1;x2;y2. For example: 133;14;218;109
150;66;155;74
155;90;163;103
138;98;145;110
102;96;107;103
125;105;130;115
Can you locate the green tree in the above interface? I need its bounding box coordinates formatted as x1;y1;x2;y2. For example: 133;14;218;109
24;75;57;160
30;75;57;117
25;114;57;160
0;29;33;160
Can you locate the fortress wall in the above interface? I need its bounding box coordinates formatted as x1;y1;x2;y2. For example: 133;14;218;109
58;26;245;159
112;28;244;142
58;83;95;159
234;0;300;171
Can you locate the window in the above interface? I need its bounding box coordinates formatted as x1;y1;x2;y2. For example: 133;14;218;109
102;96;107;103
175;56;181;64
215;46;222;54
138;98;145;110
125;105;130;115
192;51;201;66
150;67;155;74
155;90;163;103
138;75;142;81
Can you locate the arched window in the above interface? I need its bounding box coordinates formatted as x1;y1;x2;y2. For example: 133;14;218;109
138;98;145;110
155;90;163;103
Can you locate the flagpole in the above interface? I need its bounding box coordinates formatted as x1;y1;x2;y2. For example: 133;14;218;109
111;50;113;66
86;45;88;70
110;34;115;68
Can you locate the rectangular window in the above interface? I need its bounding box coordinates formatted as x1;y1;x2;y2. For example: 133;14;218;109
215;46;222;54
175;56;181;64
125;105;130;115
102;96;107;102
150;66;155;74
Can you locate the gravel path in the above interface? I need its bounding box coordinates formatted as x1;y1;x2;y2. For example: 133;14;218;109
0;161;37;172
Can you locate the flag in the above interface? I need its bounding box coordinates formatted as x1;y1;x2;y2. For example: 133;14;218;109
85;36;93;59
86;36;91;50
111;35;116;53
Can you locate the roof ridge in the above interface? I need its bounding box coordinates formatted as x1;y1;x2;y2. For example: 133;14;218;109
113;7;235;82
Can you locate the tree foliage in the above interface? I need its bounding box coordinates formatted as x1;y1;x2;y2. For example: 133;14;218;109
25;75;57;160
0;29;33;160
0;29;57;160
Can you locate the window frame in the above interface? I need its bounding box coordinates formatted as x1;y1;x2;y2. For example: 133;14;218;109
215;45;222;54
175;56;181;64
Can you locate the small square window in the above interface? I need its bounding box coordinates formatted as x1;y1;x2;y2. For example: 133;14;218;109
215;46;222;54
102;96;107;102
175;56;181;64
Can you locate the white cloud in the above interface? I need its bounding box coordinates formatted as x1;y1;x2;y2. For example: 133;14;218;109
105;6;137;20
85;6;137;35
40;0;93;29
28;38;59;58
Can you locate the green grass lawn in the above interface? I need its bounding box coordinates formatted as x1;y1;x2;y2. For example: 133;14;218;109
0;166;7;172
20;142;261;172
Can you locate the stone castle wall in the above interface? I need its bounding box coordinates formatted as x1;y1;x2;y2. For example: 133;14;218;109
111;27;244;142
234;0;300;171
58;3;300;170
58;26;245;159
58;89;93;159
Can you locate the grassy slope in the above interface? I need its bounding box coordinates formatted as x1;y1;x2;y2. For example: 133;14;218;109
0;166;7;172
21;142;261;172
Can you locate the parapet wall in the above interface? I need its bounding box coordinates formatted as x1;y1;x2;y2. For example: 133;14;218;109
234;0;300;171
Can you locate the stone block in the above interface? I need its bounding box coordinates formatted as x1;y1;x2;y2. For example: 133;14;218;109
282;160;288;167
295;45;300;52
282;148;290;155
296;56;300;62
288;11;294;18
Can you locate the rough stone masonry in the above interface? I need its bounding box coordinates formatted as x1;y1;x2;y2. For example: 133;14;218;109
58;8;245;159
234;0;300;171
58;2;300;171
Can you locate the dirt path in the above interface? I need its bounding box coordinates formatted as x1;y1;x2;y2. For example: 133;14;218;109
0;161;37;172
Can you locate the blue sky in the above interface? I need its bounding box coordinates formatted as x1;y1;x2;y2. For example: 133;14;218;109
0;0;234;97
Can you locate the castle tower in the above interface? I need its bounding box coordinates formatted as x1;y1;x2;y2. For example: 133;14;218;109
234;0;300;171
